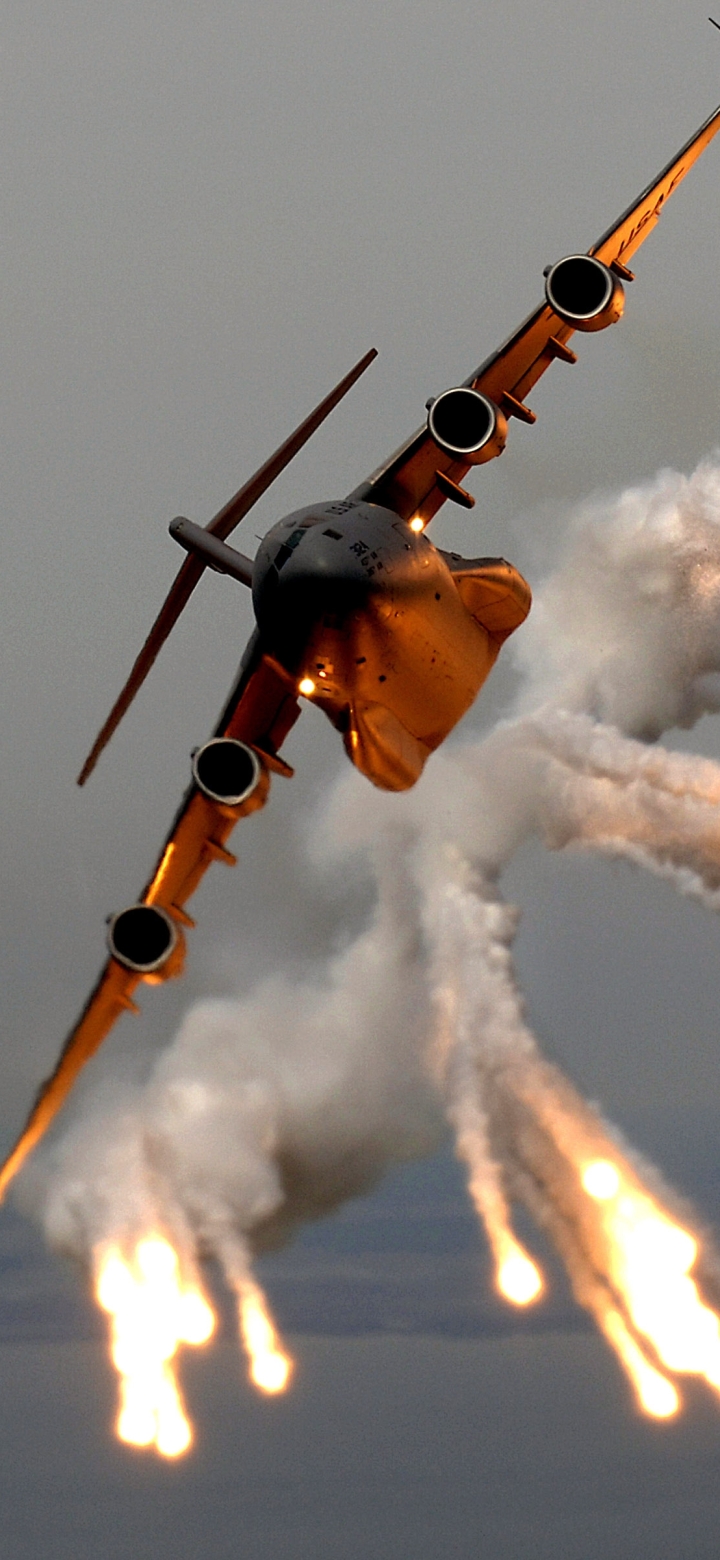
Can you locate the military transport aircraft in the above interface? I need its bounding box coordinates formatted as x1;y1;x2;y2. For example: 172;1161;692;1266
1;102;719;1198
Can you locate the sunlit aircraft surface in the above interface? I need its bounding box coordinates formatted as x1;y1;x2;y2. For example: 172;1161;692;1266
1;102;719;1197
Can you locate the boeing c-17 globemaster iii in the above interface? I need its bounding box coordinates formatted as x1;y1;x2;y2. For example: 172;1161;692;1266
1;102;719;1197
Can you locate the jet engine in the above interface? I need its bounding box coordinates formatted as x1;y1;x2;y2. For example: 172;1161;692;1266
427;387;507;465
544;254;624;331
191;738;269;813
107;903;185;981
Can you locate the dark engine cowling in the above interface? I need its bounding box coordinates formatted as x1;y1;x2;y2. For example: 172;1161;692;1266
107;903;183;980
427;387;507;465
191;738;269;813
544;254;624;332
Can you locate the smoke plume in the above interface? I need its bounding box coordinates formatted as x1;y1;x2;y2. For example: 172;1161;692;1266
24;456;720;1447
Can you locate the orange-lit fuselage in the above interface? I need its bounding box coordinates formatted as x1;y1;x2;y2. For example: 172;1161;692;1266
252;500;531;790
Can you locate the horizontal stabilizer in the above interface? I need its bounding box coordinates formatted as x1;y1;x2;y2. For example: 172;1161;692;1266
77;346;377;785
169;517;254;584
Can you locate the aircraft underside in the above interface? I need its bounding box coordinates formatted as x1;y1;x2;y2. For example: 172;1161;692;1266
2;98;717;1201
252;500;531;789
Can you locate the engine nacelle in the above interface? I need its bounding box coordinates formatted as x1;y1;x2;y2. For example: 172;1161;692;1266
107;903;185;982
191;738;269;814
544;254;624;332
427;387;507;465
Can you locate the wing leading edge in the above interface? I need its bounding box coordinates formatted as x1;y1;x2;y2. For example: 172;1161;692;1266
352;102;720;526
77;348;377;788
0;651;300;1199
3;106;718;1198
1;347;382;1192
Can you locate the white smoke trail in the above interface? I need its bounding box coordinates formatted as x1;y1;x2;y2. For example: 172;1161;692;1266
419;853;720;1417
25;454;720;1443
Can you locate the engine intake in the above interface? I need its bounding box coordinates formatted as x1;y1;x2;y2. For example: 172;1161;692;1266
544;254;624;332
191;738;268;811
427;388;507;465
108;903;179;975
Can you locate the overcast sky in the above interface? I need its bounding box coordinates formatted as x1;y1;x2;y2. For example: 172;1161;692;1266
2;0;720;1555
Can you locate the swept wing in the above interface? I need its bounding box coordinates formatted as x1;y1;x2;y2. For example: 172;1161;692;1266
351;102;720;525
0;649;299;1197
2;105;720;1196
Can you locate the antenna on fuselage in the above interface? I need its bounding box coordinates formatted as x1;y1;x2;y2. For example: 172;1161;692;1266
710;16;720;28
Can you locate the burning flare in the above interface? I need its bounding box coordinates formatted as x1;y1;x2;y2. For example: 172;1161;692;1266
579;1157;720;1397
508;1080;720;1417
452;1130;544;1305
236;1277;294;1394
495;1235;543;1307
598;1305;680;1420
427;861;720;1424
582;1159;621;1201
95;1235;215;1457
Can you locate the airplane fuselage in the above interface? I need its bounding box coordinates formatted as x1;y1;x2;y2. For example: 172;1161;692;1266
252;500;531;790
5;103;715;1205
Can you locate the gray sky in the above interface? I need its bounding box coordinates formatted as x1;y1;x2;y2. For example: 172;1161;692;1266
3;0;720;1554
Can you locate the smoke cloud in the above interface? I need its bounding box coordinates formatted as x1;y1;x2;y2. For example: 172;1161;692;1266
22;455;720;1445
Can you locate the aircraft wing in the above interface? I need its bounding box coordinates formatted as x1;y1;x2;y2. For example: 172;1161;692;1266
0;647;300;1198
352;102;720;526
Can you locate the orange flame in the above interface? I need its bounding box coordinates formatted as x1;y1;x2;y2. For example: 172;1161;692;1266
462;1157;544;1307
495;1235;544;1306
95;1235;215;1457
581;1158;720;1390
598;1303;680;1419
237;1278;294;1394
